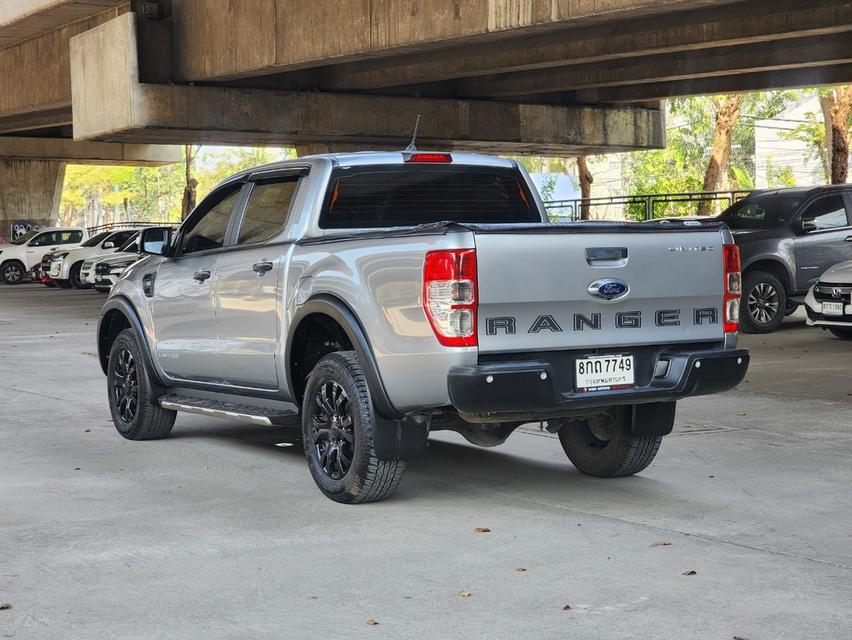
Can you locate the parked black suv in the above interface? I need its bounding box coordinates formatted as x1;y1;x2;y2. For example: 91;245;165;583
718;185;852;333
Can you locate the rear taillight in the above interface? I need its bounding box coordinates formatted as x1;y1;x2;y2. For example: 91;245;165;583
723;244;742;333
423;249;477;347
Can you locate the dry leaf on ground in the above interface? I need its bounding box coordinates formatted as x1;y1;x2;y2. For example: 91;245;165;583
514;568;527;572
561;604;572;611
652;541;672;547
0;602;10;610
459;591;472;598
682;570;697;576
367;618;379;625
474;528;491;533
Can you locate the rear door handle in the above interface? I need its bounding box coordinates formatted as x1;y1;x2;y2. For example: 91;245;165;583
253;261;274;275
193;270;211;282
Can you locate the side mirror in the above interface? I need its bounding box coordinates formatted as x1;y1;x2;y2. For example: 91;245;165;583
103;241;115;249
140;227;172;256
800;218;818;234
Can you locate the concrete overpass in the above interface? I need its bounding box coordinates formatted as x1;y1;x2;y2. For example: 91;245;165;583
1;0;851;229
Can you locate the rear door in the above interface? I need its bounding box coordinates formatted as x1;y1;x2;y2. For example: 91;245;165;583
475;228;726;354
214;171;303;389
152;184;244;382
793;194;852;291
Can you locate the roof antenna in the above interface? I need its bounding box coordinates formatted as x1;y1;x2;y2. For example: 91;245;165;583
405;114;421;152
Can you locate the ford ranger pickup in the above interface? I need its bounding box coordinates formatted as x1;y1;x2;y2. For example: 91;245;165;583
97;151;750;504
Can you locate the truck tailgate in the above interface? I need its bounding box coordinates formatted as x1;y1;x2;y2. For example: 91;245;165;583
475;228;726;354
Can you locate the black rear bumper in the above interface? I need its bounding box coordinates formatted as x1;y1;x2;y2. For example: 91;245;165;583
448;346;749;415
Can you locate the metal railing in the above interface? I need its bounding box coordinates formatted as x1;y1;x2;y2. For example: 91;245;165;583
86;220;172;235
544;189;754;222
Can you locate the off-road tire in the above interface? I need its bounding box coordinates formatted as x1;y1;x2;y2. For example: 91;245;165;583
70;262;90;289
558;408;661;477
301;351;406;504
828;327;852;340
0;260;26;285
107;328;176;441
54;279;73;289
740;270;786;334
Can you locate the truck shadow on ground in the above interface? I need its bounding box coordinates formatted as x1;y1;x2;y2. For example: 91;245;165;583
168;421;668;503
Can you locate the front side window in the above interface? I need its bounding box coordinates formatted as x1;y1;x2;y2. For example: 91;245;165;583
237;178;300;245
105;230;136;248
178;186;242;255
28;232;56;247
81;231;111;248
801;195;849;231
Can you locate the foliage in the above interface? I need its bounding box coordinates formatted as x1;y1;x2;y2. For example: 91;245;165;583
623;91;800;219
59;147;293;228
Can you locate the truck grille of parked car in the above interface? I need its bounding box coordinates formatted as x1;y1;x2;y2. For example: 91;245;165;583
814;284;852;304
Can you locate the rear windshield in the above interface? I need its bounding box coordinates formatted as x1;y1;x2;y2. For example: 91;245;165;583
719;195;802;229
320;164;540;229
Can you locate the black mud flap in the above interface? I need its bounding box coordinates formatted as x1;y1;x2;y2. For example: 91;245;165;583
631;402;676;437
373;413;430;460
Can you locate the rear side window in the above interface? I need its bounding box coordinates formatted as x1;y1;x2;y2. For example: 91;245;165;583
320;165;539;229
237;178;299;245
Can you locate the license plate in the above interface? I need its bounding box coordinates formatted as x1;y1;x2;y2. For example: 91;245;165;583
823;301;844;316
575;355;635;392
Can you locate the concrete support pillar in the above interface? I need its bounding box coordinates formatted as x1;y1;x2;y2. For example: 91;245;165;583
0;160;66;243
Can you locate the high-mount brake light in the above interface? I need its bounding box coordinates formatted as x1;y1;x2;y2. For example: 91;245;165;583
405;152;453;163
723;243;742;333
423;249;477;347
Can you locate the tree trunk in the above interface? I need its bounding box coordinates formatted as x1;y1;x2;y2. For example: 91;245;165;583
181;144;199;220
819;93;835;183
698;95;743;216
576;155;593;221
828;86;852;185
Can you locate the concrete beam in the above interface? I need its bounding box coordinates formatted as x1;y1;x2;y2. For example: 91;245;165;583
0;136;180;165
573;64;852;103
0;5;126;119
72;13;664;156
455;33;852;98
0;108;72;134
169;0;748;82
316;0;852;91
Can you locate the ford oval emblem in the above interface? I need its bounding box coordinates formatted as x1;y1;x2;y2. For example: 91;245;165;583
587;279;629;301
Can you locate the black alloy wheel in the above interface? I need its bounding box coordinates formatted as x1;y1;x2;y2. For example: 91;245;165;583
111;348;139;426
311;381;356;480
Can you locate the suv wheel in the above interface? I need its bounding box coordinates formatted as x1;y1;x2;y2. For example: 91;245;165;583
741;271;786;334
557;408;661;477
828;327;852;340
107;328;176;440
301;351;406;504
70;262;90;289
1;260;25;284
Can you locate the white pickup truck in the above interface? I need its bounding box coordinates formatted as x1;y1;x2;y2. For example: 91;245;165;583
98;151;750;503
0;227;88;284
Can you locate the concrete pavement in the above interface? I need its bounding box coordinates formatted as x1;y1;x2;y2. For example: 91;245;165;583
1;284;850;639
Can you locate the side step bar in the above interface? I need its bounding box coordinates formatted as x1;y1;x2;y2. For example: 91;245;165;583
159;394;300;427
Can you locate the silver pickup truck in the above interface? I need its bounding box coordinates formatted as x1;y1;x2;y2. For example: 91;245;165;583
97;151;749;503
